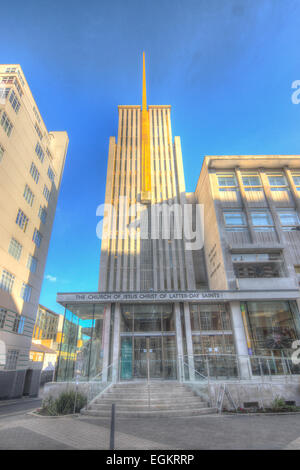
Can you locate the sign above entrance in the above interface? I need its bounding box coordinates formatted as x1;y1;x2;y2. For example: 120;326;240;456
57;290;224;304
56;288;300;305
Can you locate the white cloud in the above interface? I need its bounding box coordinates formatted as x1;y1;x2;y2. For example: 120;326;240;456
45;274;57;282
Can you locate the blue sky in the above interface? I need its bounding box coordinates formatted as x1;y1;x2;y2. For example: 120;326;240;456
2;0;300;314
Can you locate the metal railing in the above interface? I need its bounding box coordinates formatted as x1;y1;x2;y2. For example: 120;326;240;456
118;358;177;381
179;353;300;383
84;361;118;408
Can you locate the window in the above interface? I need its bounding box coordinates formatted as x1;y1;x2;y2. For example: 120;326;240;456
47;166;54;182
232;252;285;278
35;142;44;163
20;283;32;302
0;111;13;136
9;90;21;113
12;77;23;97
16;209;28;232
33;106;41;124
13;314;25;333
46;147;52;159
224;211;246;230
0;269;15;293
0;309;6;328
5;67;16;73
277;210;299;230
43;185;50;201
23;184;34;206
1;76;14;84
0;144;4;162
33;228;42;247
242;173;262;191
27;255;37;273
267;173;289;194
292;173;300;190
250;211;274;230
268;174;286;187
294;265;300;274
217;173;237;187
30;162;40;183
5;349;19;370
38;205;47;224
244;301;300;355
34;122;43;140
8;238;22;261
232;252;282;262
0;87;10;100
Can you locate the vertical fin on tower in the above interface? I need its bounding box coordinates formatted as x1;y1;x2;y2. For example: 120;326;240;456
141;52;151;203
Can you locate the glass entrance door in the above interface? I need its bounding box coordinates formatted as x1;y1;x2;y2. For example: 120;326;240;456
120;335;177;380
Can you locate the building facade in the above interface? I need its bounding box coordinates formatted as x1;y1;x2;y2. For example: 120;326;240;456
55;56;300;384
30;304;64;370
0;65;69;398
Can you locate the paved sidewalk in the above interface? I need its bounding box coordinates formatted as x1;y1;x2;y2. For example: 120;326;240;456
0;411;300;449
0;414;177;450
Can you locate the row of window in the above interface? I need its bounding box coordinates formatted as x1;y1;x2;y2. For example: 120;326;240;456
35;142;55;182
29;162;51;201
0;308;26;335
0;111;13;137
16;209;43;246
0;75;23;97
224;209;299;231
23;183;48;219
217;171;300;190
8;238;38;271
0;270;32;302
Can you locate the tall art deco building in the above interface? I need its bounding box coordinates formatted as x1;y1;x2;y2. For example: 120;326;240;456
56;55;300;387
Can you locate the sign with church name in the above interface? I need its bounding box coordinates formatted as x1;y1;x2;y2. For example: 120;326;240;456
57;290;224;304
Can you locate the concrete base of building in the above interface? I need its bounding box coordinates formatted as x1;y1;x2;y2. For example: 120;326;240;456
185;378;300;410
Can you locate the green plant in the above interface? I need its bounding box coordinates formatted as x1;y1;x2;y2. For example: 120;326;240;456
41;395;58;416
271;396;286;410
41;390;87;416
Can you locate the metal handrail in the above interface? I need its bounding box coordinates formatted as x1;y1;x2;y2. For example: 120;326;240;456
182;360;207;380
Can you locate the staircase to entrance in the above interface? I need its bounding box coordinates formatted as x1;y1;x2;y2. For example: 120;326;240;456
81;381;217;417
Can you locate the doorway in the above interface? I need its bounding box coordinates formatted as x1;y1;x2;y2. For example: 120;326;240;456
120;335;177;381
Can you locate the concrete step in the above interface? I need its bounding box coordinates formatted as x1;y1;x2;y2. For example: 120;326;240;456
81;407;217;418
95;397;204;405
104;389;195;396
89;402;208;411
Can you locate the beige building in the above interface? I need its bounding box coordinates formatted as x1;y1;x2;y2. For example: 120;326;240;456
54;56;300;412
0;65;68;398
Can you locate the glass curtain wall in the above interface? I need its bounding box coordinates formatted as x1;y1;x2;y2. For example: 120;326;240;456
189;303;237;379
244;300;300;375
119;303;177;380
56;304;106;382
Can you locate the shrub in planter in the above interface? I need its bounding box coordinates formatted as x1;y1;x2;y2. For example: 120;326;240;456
41;396;58;416
41;390;87;416
271;396;286;410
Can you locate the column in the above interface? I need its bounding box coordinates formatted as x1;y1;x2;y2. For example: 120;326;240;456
230;301;252;380
101;304;111;382
174;303;184;381
183;302;195;381
112;303;121;383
